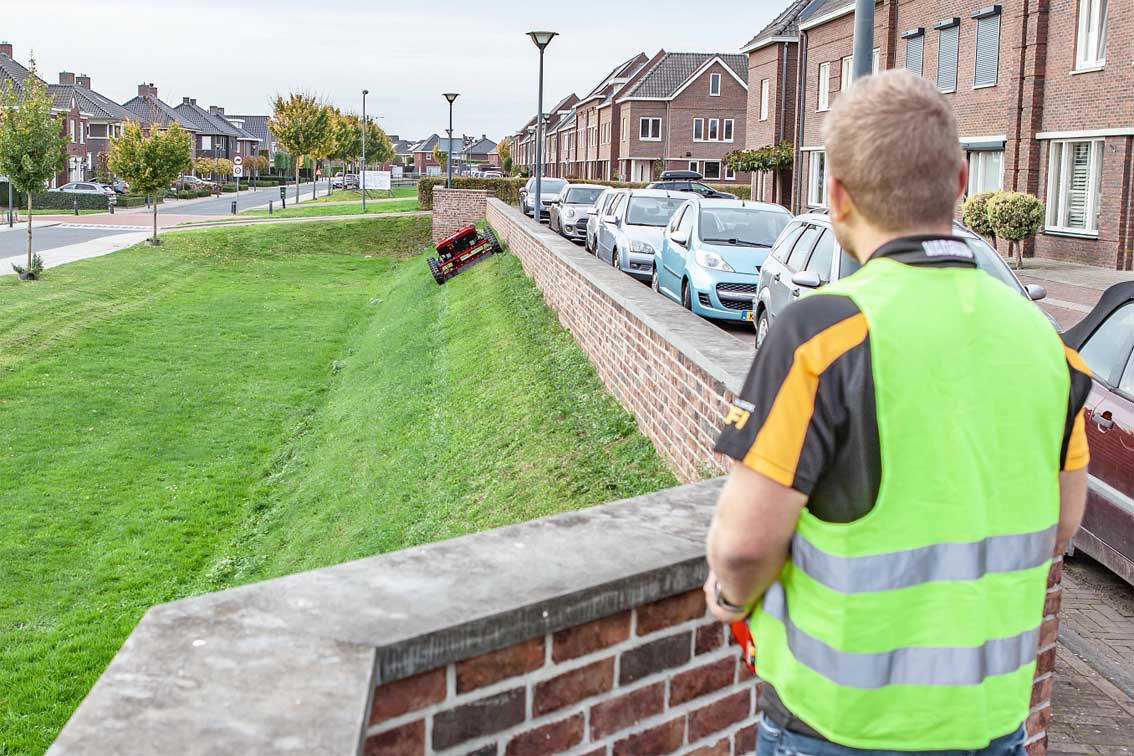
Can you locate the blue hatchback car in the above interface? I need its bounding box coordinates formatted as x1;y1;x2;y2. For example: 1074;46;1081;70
652;197;792;322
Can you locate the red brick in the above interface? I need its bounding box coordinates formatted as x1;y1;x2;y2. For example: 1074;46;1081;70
432;688;526;751
1026;736;1047;756
504;714;584;756
1030;675;1054;709
370;668;447;724
1035;646;1057;676
578;749;607;756
637;590;707;635
1043;589;1062;617
363;720;425;756
552;612;631;662
534;658;615;716
457;637;545;693
1026;705;1053;738
612;718;685;756
670;657;736;706
589;682;665;739
687;738;730;756
1047;561;1063;589
737;655;755;682
695;623;724;655
735;722;758;753
1039;617;1059;649
688;690;752;742
619;631;693;685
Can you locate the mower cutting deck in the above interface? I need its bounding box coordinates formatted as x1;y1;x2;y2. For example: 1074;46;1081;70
428;225;502;284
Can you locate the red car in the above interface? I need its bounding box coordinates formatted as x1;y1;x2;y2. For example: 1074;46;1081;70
1063;282;1134;586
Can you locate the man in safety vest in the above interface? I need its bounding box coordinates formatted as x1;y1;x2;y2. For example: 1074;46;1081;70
706;69;1091;755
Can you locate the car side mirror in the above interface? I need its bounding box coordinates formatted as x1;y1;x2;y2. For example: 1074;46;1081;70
791;270;823;289
1025;284;1047;302
669;230;689;246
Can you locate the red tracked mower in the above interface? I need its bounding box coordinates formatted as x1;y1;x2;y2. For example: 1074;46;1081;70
427;225;502;284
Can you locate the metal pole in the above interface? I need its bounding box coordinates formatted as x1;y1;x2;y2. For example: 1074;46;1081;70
447;102;454;189
534;47;545;221
852;0;876;80
362;90;368;211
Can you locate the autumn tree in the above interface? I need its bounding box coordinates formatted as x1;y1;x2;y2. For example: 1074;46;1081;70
108;122;193;245
433;143;448;169
269;92;332;202
497;136;511;169
0;59;68;279
361;116;394;169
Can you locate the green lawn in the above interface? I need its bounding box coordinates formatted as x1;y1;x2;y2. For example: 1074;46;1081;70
238;198;420;219
0;217;674;754
313;186;417;202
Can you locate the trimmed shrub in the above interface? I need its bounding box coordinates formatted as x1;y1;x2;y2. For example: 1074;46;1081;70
30;192;109;210
986;191;1044;269
962;192;997;241
116;194;165;208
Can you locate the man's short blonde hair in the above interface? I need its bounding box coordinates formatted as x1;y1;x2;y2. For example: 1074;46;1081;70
822;69;963;231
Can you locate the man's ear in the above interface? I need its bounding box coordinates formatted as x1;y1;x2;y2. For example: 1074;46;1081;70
827;174;852;222
956;159;969;201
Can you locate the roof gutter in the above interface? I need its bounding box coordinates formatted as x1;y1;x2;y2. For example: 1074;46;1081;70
799;2;856;31
740;35;797;54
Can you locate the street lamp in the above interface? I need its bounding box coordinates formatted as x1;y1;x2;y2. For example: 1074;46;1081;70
362;89;369;211
443;93;459;189
527;31;557;221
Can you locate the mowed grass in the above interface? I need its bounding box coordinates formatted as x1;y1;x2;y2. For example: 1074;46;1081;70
239;198;419;218
312;186;417;202
0;217;675;754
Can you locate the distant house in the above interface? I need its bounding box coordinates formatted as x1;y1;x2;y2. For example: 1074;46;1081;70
225;114;277;159
412;134;463;176
121;83;199;137
390;135;417;171
462;136;498;169
173;98;255;163
51;71;138;184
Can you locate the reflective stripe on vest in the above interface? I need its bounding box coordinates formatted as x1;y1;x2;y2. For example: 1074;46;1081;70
791;525;1058;594
762;582;1042;689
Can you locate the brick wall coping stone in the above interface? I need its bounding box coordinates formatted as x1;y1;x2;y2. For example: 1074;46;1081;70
48;478;726;755
486;198;753;396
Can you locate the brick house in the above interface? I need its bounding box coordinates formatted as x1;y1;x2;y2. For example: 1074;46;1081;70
121;83;200;139
210;107;261;160
225;115;278;160
616;52;752;185
749;0;1131;269
571;53;650;180
540;93;579;178
173;98;247;162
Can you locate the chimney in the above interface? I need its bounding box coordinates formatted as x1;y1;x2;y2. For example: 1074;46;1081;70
190;98;196;106
209;105;224;116
76;73;90;88
59;71;75;86
138;83;157;98
182;96;191;105
0;42;12;58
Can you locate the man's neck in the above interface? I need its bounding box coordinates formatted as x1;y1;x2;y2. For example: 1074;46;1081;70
850;225;955;264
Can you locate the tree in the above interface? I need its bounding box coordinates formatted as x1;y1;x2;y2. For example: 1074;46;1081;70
361;116;394;169
503;157;513;176
328;110;362;173
961;192;997;245
0;59;68;279
497;137;511;167
269;92;332;203
195;157;216;177
95;151;114;183
433;144;448;169
986;192;1044;270
108;121;193;246
725;141;794;202
273;150;291;174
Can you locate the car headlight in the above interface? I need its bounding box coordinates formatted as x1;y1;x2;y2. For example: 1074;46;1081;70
629;240;655;255
564;208;575;219
695;249;735;272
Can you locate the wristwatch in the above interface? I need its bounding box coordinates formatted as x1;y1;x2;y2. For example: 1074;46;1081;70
714;581;747;613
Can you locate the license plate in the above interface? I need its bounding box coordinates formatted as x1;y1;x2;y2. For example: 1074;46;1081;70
744;311;754;322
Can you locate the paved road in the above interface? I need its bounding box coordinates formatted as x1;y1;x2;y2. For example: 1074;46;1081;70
170;182;324;216
0;224;139;259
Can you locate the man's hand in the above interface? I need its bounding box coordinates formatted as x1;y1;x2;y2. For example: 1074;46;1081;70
704;570;748;624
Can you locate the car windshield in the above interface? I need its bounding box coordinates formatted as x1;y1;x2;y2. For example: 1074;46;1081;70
565;187;602;204
626;197;687;227
540;179;567;193
964;236;1023;292
699;208;790;248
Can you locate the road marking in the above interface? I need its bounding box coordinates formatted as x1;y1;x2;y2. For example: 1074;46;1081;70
57;223;150;231
1044;297;1092;314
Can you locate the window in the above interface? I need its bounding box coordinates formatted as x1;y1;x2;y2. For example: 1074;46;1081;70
937;21;960;92
710;73;722;96
201;135;212;150
1080;303;1134;384
759;79;770;121
640;117;661;141
1046;140;1104;234
1076;0;1108;70
694;118;704;141
805;230;836;282
787;225;821;271
669;205;687;233
708;118;719;141
905;31;925;75
841;56;853;90
704;160;722;180
807;151;827;207
724;165;736;181
772;222;805;262
873;47;880;73
723;119;734;142
817;62;831;111
974;10;1001;87
967;150;1004;194
688;161;699;172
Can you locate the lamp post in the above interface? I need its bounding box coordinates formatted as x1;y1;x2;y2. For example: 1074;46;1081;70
362;89;369;212
443;93;459;189
527;31;557;222
851;0;875;80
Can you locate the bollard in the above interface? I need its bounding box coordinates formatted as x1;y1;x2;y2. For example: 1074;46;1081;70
109;198;114;215
231;200;237;215
74;199;79;216
269;201;273;215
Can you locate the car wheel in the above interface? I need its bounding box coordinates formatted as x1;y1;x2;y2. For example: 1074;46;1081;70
612;249;620;270
756;310;770;352
681;281;692;310
651;267;660;293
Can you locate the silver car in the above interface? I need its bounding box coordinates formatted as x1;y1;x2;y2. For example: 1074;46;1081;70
51;181;115;204
519;177;568;221
586;188;621;254
594;189;693;283
549;184;605;242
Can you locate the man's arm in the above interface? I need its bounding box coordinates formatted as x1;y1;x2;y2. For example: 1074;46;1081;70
705;465;807;620
1057;467;1087;549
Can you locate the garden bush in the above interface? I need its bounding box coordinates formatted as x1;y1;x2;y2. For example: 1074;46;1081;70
962;192;997;240
116;194;164;208
986;191;1044;269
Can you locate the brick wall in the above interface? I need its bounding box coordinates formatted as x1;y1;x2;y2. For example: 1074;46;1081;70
364;588;759;756
485;198;753;483
432;188;490;244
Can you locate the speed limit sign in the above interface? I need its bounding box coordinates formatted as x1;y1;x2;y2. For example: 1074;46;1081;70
233;165;244;177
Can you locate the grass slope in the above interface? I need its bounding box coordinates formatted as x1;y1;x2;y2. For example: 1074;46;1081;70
0;217;674;754
239;198;419;218
313;186;417;202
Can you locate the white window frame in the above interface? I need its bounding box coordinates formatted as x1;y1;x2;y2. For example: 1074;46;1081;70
966;150;1004;195
708;118;719;141
1046;139;1104;236
201;135;212;150
759;79;770;121
1076;0;1108;70
873;47;880;73
723;119;734;142
688;160;699;173
724;165;736;181
703;160;722;180
693;118;705;141
807;150;827;208
710;72;721;96
841;56;853;89
817;62;831;111
640;117;661;141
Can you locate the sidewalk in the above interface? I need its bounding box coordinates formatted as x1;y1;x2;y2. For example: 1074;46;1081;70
1050;646;1134;756
1016;258;1133;330
0;231;150;274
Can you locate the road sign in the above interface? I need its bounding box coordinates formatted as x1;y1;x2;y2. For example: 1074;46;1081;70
233;165;244;178
233;155;243;166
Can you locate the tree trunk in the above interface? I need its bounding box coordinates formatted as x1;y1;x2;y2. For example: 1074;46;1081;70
152;199;159;246
1015;239;1024;270
26;193;33;271
295;161;300;205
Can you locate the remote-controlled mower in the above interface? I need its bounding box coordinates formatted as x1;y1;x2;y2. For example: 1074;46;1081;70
427;225;502;284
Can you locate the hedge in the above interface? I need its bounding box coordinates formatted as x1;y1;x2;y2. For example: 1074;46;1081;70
417;176;750;210
115;194;165;208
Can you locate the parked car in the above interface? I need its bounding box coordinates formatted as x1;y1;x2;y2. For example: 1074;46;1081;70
648;169;736;200
173;175;218;192
549;184;605;242
109;178;129;194
752;214;1053;350
586;188;622;254
652;198;792;319
1062;282;1134;586
344;174;359;190
50;182;115;204
594;189;692;282
519;177;568;221
332;173;345;189
483;170;504;178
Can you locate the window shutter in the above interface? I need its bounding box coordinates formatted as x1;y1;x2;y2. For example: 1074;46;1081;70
905;35;924;75
974;14;1001;86
936;24;959;91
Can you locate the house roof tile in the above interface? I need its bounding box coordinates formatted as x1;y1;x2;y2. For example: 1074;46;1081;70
121;94;199;130
740;0;810;50
621;52;748;99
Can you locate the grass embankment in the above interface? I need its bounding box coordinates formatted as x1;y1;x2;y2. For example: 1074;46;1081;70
314;186;417;202
239;198;419;219
0;217;675;754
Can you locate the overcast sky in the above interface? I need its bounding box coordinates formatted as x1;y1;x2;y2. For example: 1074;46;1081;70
7;0;779;142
